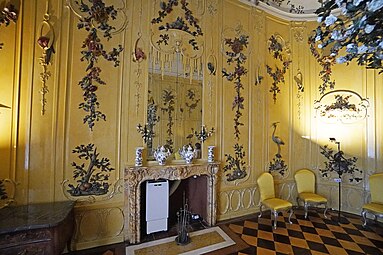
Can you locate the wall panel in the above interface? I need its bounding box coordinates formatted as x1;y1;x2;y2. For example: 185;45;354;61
2;0;383;249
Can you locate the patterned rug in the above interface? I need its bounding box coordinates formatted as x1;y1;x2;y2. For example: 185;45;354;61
227;208;383;255
126;226;235;255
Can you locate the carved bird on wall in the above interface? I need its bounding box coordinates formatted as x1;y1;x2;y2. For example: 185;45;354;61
271;122;284;157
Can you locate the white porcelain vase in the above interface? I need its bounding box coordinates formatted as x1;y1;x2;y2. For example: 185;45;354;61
135;147;144;166
207;146;215;163
153;146;170;165
179;145;195;164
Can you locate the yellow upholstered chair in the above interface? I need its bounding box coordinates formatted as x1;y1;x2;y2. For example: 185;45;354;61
294;169;328;219
362;173;383;227
257;172;293;229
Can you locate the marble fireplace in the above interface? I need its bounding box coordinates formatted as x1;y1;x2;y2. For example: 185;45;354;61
124;162;219;244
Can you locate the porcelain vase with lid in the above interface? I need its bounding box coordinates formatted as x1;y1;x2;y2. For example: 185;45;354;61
153;146;171;165
179;145;195;164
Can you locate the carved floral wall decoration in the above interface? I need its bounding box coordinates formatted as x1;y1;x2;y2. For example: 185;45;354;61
314;90;369;124
319;144;362;184
308;37;336;95
150;0;204;79
222;34;249;182
0;4;17;50
66;143;115;196
264;34;291;103
151;0;203;51
72;0;123;130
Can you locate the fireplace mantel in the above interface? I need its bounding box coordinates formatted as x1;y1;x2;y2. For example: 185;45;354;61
124;162;219;244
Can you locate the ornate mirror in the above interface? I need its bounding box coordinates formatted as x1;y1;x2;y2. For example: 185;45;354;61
144;0;205;161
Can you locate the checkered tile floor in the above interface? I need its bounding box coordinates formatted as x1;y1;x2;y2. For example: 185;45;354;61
227;208;383;255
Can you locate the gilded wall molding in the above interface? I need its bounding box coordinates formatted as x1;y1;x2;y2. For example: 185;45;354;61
219;187;257;214
207;0;218;16
72;206;124;249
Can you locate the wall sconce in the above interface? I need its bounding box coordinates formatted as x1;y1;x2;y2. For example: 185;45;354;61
314;90;369;124
0;103;11;110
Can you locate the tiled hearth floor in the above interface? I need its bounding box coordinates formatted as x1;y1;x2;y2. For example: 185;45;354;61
227;209;383;255
67;208;383;255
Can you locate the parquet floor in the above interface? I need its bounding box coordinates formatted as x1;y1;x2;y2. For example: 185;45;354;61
226;208;383;255
66;208;383;255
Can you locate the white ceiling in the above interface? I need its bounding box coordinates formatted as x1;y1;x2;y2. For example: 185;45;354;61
241;0;323;20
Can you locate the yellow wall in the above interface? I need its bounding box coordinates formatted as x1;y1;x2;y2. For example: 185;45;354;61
1;0;382;250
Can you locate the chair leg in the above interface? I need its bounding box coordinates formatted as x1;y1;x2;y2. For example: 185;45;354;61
304;202;308;219
288;208;293;224
258;204;263;218
361;209;368;227
273;210;278;229
323;203;328;219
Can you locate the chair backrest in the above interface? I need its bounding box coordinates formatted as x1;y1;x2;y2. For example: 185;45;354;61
369;173;383;204
294;168;315;194
257;172;275;202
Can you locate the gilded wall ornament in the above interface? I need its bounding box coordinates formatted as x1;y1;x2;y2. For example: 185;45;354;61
37;1;55;115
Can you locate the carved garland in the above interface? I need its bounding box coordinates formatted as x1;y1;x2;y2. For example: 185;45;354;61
222;35;249;182
308;34;336;95
151;0;203;50
75;0;123;130
265;35;291;103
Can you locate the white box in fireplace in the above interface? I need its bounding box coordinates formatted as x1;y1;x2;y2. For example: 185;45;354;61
146;180;169;234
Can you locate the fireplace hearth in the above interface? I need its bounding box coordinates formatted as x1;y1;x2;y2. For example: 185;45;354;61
124;162;219;244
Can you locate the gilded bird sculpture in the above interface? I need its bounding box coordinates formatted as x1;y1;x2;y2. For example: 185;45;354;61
271;122;284;157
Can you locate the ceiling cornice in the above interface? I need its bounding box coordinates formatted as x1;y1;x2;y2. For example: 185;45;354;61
239;0;320;21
